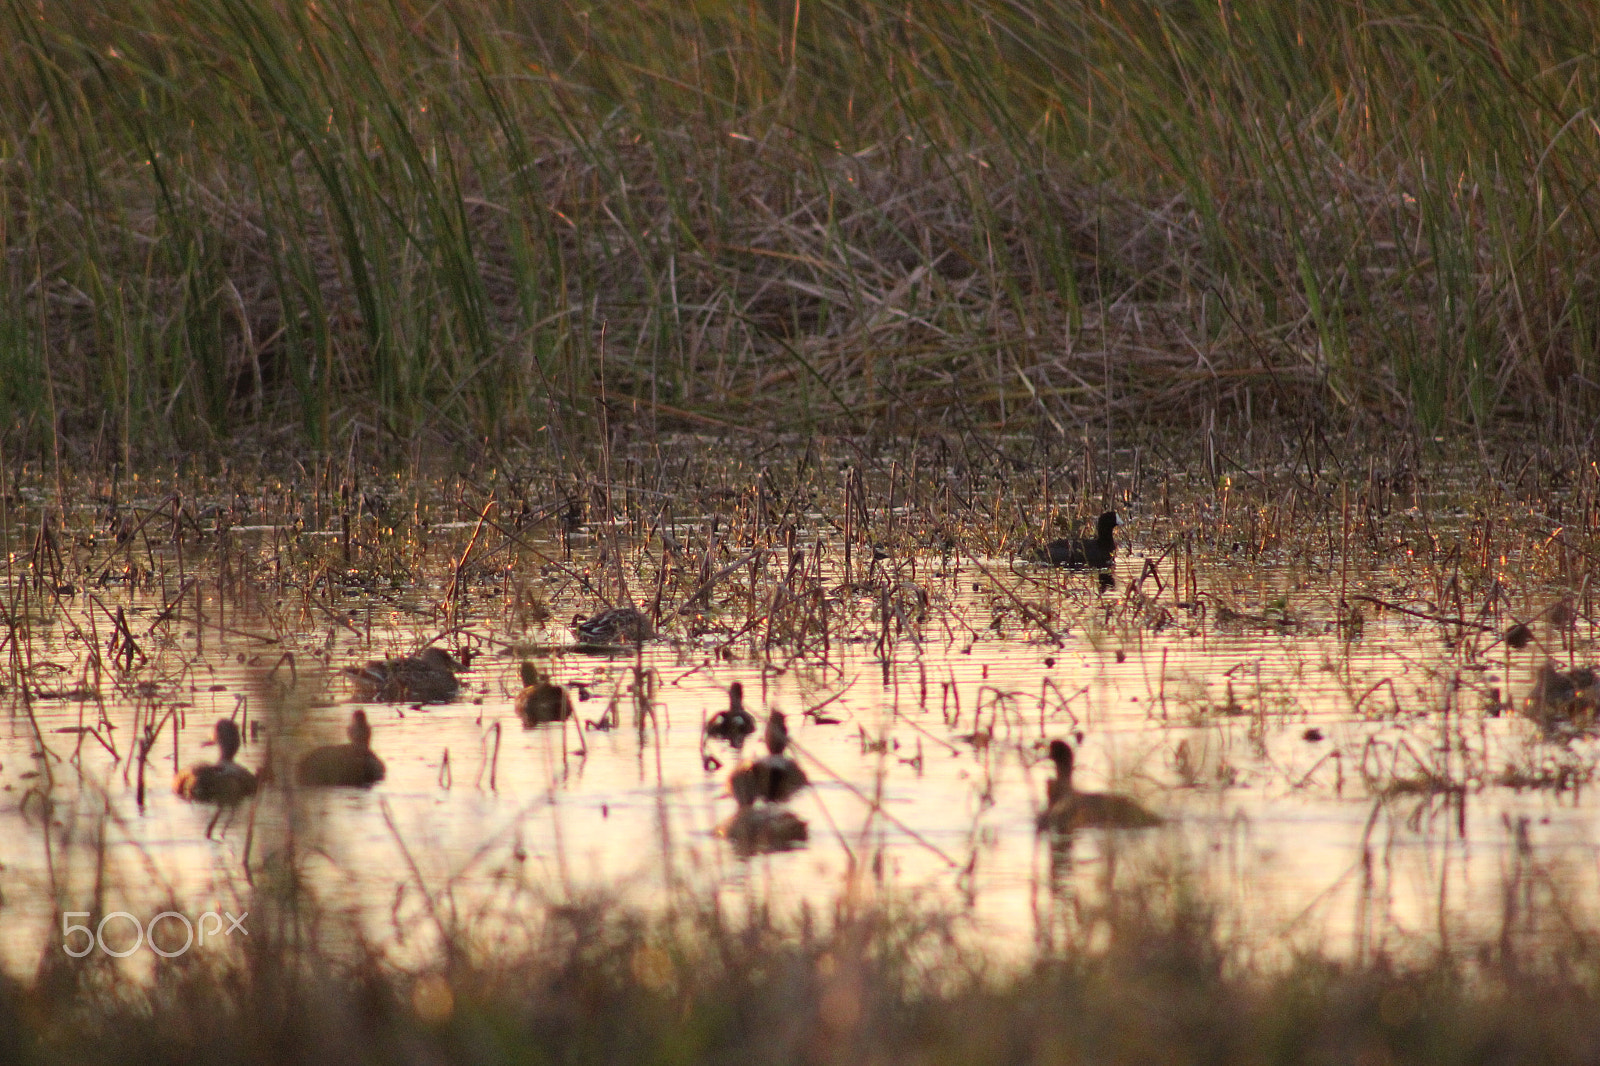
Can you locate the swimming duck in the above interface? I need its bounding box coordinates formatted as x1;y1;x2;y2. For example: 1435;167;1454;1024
1038;511;1120;569
1036;739;1162;831
1524;661;1599;730
344;647;467;703
297;709;387;787
514;661;574;726
717;798;809;855
174;718;257;806
705;681;757;744
729;710;809;804
573;606;655;646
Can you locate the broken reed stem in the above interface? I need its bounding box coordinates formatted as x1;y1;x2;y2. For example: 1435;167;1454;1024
445;493;498;630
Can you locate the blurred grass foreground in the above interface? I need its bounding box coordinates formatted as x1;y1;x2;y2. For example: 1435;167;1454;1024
10;862;1600;1064
4;0;1600;456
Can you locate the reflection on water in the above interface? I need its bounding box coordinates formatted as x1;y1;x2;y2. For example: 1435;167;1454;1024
2;462;1597;978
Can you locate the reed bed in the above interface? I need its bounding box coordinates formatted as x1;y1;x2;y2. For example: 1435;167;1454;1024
4;0;1600;459
2;425;1598;690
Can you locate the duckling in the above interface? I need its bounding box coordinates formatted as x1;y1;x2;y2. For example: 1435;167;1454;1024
344;647;467;703
573;606;655;646
514;661;573;726
1037;511;1120;569
174;718;257;806
729;711;809;804
1036;739;1162;832
297;709;387;787
705;681;757;744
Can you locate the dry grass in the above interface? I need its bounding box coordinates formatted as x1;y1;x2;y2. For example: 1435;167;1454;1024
3;0;1600;459
10;867;1600;1065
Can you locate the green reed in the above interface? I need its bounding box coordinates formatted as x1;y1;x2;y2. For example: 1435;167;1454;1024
2;0;1598;456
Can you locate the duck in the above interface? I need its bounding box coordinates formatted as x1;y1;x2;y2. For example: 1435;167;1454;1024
1037;511;1120;569
174;718;257;806
717;798;809;855
729;711;809;804
344;647;467;703
514;661;574;726
297;709;387;787
1036;739;1162;831
705;681;757;744
1524;661;1599;730
573;606;655;646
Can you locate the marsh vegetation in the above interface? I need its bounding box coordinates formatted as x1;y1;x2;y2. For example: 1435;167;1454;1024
6;0;1600;1061
4;0;1600;455
3;430;1600;1062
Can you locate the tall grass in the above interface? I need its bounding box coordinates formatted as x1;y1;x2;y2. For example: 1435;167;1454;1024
3;0;1599;454
13;852;1600;1065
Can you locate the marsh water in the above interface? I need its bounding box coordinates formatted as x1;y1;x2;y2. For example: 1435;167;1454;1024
3;445;1598;976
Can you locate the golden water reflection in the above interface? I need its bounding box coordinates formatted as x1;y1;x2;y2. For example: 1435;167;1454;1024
3;556;1594;978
